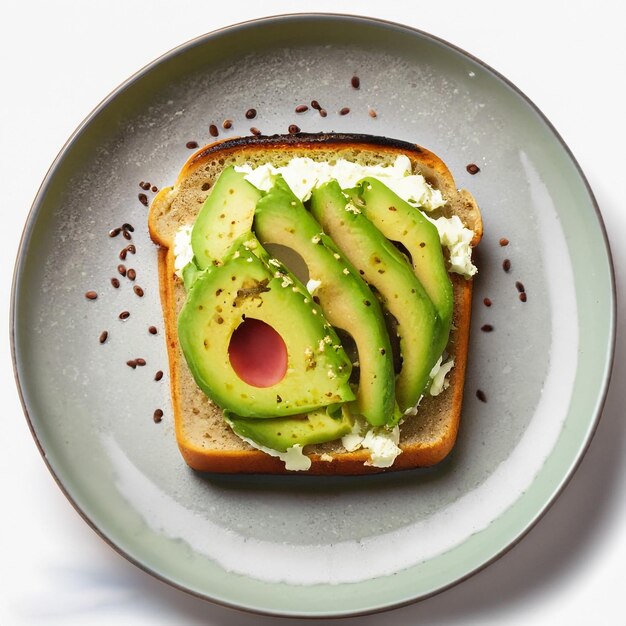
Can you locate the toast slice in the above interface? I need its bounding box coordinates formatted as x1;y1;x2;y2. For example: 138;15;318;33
149;133;482;474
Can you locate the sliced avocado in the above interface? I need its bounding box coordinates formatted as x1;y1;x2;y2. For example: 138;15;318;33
191;166;262;268
254;177;397;427
352;177;453;354
310;180;440;411
227;407;353;452
178;240;354;418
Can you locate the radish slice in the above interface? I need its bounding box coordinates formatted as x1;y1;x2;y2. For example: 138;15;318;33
228;318;288;388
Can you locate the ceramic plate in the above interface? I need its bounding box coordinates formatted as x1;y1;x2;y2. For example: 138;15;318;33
11;14;615;617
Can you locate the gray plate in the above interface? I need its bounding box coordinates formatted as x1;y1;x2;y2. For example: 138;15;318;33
11;14;615;618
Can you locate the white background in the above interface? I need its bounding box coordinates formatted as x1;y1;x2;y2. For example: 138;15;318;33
2;1;625;624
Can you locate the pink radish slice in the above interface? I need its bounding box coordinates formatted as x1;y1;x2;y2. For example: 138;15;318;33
228;318;288;388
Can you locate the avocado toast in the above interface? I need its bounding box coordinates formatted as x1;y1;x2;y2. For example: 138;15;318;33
149;133;482;474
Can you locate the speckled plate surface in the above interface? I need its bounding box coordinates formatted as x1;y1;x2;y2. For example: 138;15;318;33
11;14;615;618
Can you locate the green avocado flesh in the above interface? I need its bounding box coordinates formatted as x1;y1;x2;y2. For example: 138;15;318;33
309;180;441;411
178;243;354;418
352;178;453;355
227;408;353;453
191;166;262;269
253;177;397;427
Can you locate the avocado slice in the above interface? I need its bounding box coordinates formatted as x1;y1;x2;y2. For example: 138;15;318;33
227;407;353;452
178;240;354;418
310;180;440;411
254;177;397;427
191;166;262;269
352;177;453;354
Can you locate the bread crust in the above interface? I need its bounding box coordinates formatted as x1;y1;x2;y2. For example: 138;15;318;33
149;133;482;474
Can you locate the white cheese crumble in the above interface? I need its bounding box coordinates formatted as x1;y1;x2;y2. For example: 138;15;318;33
173;224;194;278
429;356;456;396
235;156;445;209
427;214;477;277
341;420;403;468
306;278;322;294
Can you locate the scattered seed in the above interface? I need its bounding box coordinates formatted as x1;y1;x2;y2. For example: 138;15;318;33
148;325;158;335
99;331;108;344
339;107;350;115
288;124;300;134
483;297;492;307
476;389;487;402
111;277;120;288
245;108;257;119
133;285;144;297
136;358;146;366
515;281;525;293
154;370;164;381
153;409;164;423
250;127;261;136
151;185;158;192
117;264;127;277
119;248;127;260
186;141;198;149
127;268;136;281
519;292;528;303
295;104;309;113
119;310;130;320
109;227;122;238
351;75;360;89
85;290;98;300
140;181;151;191
127;359;137;368
122;229;132;240
310;100;321;110
368;108;378;118
138;193;148;206
466;163;480;175
126;244;136;255
481;324;494;332
503;259;511;272
209;124;219;137
319;109;327;117
222;119;233;129
122;223;135;232
499;237;510;247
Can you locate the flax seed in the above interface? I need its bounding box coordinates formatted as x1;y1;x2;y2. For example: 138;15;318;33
186;141;198;149
245;108;257;119
99;331;108;344
466;163;480;175
85;290;98;300
209;124;219;137
138;193;148;206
